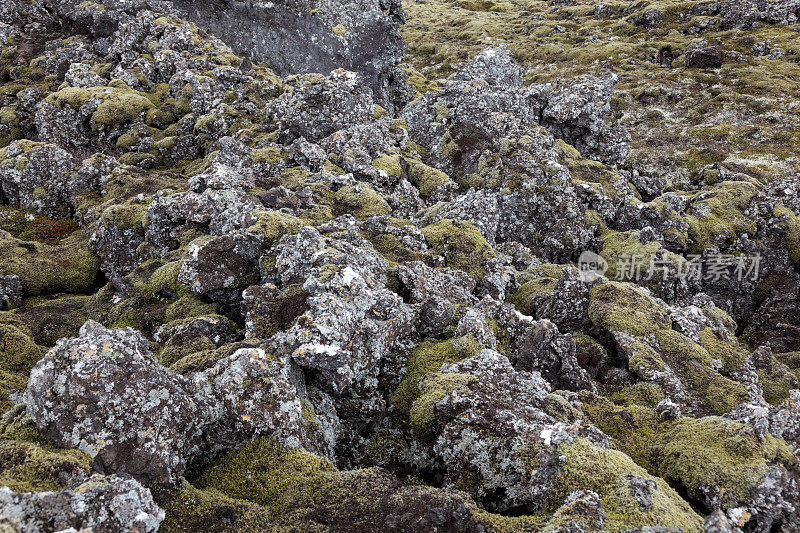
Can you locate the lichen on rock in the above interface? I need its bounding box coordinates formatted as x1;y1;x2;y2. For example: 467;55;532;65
1;0;800;529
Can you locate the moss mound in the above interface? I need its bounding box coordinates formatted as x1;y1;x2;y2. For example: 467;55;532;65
549;438;704;533
46;85;155;128
588;281;671;336
421;219;495;281
0;230;99;295
390;335;481;424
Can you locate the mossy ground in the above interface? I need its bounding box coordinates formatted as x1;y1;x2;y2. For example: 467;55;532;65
0;407;92;492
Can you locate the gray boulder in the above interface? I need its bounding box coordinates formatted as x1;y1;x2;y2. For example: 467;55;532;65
0;474;164;533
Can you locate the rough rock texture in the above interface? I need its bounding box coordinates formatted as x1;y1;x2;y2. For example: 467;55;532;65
24;320;319;486
170;0;408;107
2;0;800;530
0;474;164;533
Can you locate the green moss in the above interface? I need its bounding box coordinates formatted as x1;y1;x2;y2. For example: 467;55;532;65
161;479;274;532
507;277;557;316
774;204;800;266
194;435;528;530
685;181;759;253
363;233;433;266
146;105;177;128
332;184;390;219
656;329;749;414
410;372;476;435
14;295;88;347
100;202;148;231
612;382;665;408
0;230;99;295
174;84;194;116
249;146;287;165
600;230;683;282
774;351;800;381
119;152;153;166
115;131;140;150
659;417;797;507
247;210;304;246
0;318;43;382
372;154;403;179
164;294;217;323
698;327;747;373
558;141;627;200
332;24;347;35
755;355;798;405
391;335;481;424
542;392;582;424
421;219;495;281
0;106;18;126
0;408;92;492
549;438;703;532
587;282;672;336
194;436;360;521
301;398;321;437
372;105;389;119
408;159;450;198
46;86;154;128
0;105;21;147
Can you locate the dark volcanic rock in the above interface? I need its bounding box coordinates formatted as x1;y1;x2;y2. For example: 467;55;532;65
51;0;408;107
685;45;724;68
170;0;408;107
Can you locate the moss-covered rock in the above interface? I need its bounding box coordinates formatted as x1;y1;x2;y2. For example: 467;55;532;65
410;372;477;435
652;328;750;414
659;417;797;508
0;229;99;295
190;435;541;531
580;392;797;511
548;438;704;532
507;276;558;316
685;181;759;253
421;219;495;281
46;85;155;128
372;153;403;179
588;281;671;336
407;158;451;197
390;335;481;424
246;210;304;247
333;184;391;219
600;230;684;283
362;232;434;267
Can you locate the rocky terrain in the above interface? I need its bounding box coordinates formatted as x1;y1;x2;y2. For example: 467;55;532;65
0;0;799;530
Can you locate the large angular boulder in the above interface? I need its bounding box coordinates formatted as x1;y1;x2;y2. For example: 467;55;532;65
23;320;320;486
